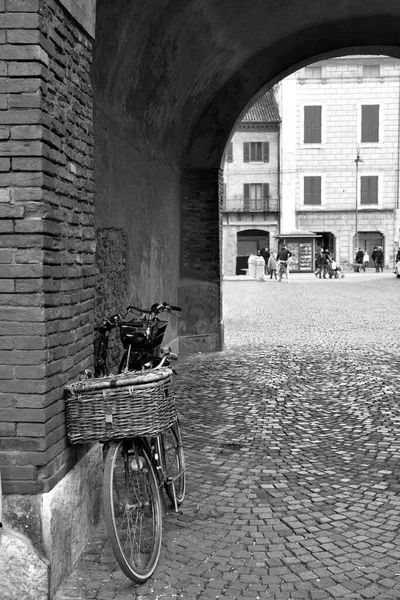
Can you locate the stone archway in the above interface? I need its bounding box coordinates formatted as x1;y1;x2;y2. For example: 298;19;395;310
3;2;400;598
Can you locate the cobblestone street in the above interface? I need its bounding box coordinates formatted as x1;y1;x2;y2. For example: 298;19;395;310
56;271;400;600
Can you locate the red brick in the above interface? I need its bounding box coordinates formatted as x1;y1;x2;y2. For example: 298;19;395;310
1;465;37;480
0;139;42;155
12;156;57;172
0;292;43;306
15;364;46;379
0;264;43;277
8;61;43;76
10;186;43;201
1;306;45;321
0;204;24;218
0;14;39;28
0;77;41;93
5;0;39;11
13;335;46;350
0;108;41;124
0;171;45;187
0;248;13;262
7;29;41;43
11;124;42;139
0;280;14;291
0;365;13;379
0;337;13;350
0;126;10;140
2;323;46;337
0;379;47;394
0;62;6;76
0;348;46;364
0;157;11;170
0;220;14;232
1;407;46;422
8;93;41;109
0;423;16;436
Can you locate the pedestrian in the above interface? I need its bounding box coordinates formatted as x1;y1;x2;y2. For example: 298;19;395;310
260;247;270;275
355;247;364;272
371;246;378;269
321;249;330;278
396;248;400;263
267;251;277;279
276;244;292;282
375;246;384;272
363;251;369;270
314;248;323;278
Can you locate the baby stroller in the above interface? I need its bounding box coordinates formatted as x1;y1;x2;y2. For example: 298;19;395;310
327;259;345;279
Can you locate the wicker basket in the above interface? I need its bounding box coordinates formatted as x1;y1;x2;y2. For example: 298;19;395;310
64;367;176;444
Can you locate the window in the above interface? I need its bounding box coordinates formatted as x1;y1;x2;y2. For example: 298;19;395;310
243;183;269;210
304;106;322;143
361;105;379;143
305;66;322;79
225;142;233;162
360;176;378;205
243;142;270;162
363;64;380;78
304;176;321;205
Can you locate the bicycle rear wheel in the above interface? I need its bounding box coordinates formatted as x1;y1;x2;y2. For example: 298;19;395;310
157;420;186;507
103;439;162;583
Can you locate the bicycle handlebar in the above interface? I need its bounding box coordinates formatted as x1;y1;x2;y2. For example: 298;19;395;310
95;302;182;332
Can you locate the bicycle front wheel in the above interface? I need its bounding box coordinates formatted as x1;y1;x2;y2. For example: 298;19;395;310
103;439;162;583
157;420;186;506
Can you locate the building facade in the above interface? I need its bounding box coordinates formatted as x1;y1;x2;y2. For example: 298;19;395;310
223;56;400;274
277;55;400;268
222;91;281;275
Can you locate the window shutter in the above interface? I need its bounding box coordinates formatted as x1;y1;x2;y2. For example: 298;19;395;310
243;183;250;199
226;142;233;162
304;106;321;143
361;176;378;204
361;105;379;143
262;183;269;199
263;142;270;162
304;176;321;205
243;143;249;162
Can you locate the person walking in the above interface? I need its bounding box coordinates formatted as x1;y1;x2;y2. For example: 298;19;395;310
314;248;323;278
267;251;277;279
260;247;270;275
276;244;292;282
363;250;369;270
375;246;384;272
321;249;330;278
355;248;365;272
371;246;378;270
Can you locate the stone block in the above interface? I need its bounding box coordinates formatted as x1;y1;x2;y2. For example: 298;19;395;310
0;527;49;600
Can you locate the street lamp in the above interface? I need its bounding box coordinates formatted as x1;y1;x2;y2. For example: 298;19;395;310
354;147;363;254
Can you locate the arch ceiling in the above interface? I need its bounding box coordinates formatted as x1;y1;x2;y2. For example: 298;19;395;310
92;0;400;170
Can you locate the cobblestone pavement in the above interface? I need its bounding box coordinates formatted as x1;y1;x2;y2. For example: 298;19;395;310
56;271;400;600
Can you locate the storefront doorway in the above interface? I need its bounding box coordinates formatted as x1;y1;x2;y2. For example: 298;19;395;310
236;229;269;275
354;232;384;268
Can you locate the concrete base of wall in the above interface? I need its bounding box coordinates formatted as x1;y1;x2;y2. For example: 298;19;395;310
3;444;103;599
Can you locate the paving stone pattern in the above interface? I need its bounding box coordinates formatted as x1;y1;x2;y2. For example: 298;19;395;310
56;272;400;600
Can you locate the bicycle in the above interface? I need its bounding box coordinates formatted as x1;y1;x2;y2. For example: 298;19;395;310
278;260;289;282
65;302;186;584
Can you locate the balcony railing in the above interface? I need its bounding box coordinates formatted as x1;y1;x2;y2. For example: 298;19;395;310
223;197;279;213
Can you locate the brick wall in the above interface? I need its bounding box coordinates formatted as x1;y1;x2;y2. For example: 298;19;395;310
0;0;95;494
94;227;127;371
181;167;221;283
